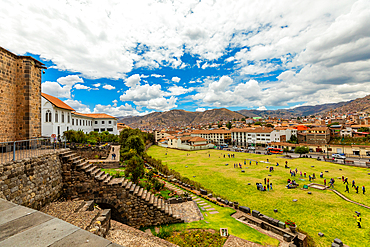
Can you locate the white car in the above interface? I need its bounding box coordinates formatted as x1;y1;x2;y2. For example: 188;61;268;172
332;153;346;159
248;146;255;150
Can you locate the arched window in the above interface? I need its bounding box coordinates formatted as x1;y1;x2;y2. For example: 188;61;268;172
45;110;52;122
61;112;65;123
55;111;58;123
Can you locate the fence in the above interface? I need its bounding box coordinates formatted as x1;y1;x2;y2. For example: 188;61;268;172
0;138;67;164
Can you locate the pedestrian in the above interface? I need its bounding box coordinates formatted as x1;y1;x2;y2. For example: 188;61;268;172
209;154;210;157
295;168;298;173
356;186;359;194
250;160;251;165
264;186;266;191
324;179;326;186
111;153;114;159
352;180;356;188
267;183;270;191
363;186;366;195
345;177;348;184
113;147;115;152
342;176;344;182
276;162;279;166
345;184;349;193
224;154;225;158
270;183;273;190
267;178;269;184
285;161;288;166
256;161;258;165
309;175;311;181
264;178;267;184
304;172;306;177
300;171;302;177
354;213;362;228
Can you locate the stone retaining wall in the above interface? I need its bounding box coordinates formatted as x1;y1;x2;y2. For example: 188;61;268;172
0;151;63;209
60;151;183;228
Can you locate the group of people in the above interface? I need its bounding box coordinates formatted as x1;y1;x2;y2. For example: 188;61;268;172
344;178;366;194
223;153;235;158
256;178;273;191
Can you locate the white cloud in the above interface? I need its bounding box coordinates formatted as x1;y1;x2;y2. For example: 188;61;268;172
256;106;267;111
171;76;181;83
103;84;116;90
92;83;101;87
94;103;151;117
63;99;91;113
195;107;206;112
165;85;194;96
151;74;165;78
125;74;141;87
74;84;91;90
42;75;84;99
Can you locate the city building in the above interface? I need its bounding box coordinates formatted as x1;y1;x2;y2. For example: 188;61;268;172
167;136;214;150
191;129;231;146
231;127;273;147
41;93;118;137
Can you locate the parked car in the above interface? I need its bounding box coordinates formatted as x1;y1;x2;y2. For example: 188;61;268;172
248;146;255;150
332;153;346;159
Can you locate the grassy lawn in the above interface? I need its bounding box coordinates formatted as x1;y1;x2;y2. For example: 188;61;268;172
147;145;370;247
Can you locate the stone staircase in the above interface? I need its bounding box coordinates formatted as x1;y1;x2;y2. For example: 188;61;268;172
59;150;184;227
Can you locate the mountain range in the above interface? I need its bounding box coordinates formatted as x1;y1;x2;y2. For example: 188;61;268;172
118;95;370;128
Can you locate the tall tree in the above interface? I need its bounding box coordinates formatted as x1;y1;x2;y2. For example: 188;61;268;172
294;146;309;157
125;155;145;183
125;135;145;155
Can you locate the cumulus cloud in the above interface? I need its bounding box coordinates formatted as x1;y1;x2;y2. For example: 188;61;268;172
63;99;91;113
42;75;84;99
195;107;206;112
125;74;141;87
256;106;267;111
74;84;91;90
171;76;181;83
92;83;101;87
93;103;151;117
103;84;116;90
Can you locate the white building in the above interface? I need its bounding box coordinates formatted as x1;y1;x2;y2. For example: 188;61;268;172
41;93;118;137
190;129;231;146
231;127;273;147
167;136;214;150
270;127;296;143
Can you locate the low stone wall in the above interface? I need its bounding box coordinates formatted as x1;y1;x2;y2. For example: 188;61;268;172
72;147;110;160
0;151;64;209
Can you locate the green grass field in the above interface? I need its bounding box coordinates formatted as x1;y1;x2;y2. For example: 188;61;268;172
147;145;370;247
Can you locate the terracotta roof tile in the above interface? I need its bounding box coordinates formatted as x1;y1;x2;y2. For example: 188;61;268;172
73;113;116;119
42;93;75;111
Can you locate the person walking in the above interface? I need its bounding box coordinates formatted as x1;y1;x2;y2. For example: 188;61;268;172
354;213;362;228
363;185;366;195
356;186;359;194
267;183;270;191
264;178;267;184
324;179;326;186
345;184;349;193
352;180;356;188
270;183;273;190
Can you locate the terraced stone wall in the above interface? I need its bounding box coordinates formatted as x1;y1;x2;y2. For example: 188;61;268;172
0;152;63;209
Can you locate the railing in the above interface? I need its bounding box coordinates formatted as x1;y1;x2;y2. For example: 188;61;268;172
0;138;67;164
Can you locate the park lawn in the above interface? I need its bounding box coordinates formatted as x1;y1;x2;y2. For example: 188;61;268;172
148;146;370;247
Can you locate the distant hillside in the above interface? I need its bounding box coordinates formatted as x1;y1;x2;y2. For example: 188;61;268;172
237;101;352;118
329;95;370;114
118;108;245;128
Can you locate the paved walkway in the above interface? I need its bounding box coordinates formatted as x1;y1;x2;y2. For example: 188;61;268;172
329;189;370;209
87;145;120;163
0;198;121;247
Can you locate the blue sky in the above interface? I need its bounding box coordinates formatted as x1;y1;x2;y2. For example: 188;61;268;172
1;0;370;117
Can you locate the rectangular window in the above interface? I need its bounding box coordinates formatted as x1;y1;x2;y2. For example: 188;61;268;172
72;119;74;125
101;128;105;132
102;121;105;124
94;129;99;132
109;121;112;124
68;114;70;123
107;128;113;131
80;120;81;125
95;121;98;124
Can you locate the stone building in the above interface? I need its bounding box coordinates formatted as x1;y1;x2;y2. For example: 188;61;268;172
0;47;46;142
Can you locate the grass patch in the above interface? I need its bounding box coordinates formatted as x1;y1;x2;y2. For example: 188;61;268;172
148;146;370;247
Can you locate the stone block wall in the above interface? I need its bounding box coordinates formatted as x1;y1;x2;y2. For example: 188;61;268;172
61;151;183;228
0;151;63;209
0;46;43;142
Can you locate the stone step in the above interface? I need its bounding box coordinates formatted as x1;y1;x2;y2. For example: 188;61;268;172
62;153;75;159
59;150;72;156
81;163;92;170
138;187;144;197
86;166;97;173
129;184;136;193
76;161;88;168
142;190;147;200
122;179;129;187
168;205;172;215
149;194;154;204
108;178;123;185
133;186;140;195
145;192;151;202
160;199;164;211
103;175;112;184
157;198;162;210
69;156;80;162
165;204;169;214
91;168;101;176
98;173;108;181
125;181;132;190
153;197;158;207
95;170;105;179
73;158;84;165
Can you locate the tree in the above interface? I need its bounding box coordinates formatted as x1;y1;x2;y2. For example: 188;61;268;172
226;121;232;129
125;135;145;155
266;123;274;128
294;146;309;157
283;147;289;155
287;135;298;144
218;123;222;128
241;118;246;122
255;121;262;125
358;127;370;132
327;122;340;127
125;155;145;183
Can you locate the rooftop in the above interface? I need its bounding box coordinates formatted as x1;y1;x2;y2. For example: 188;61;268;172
41;93;75;111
